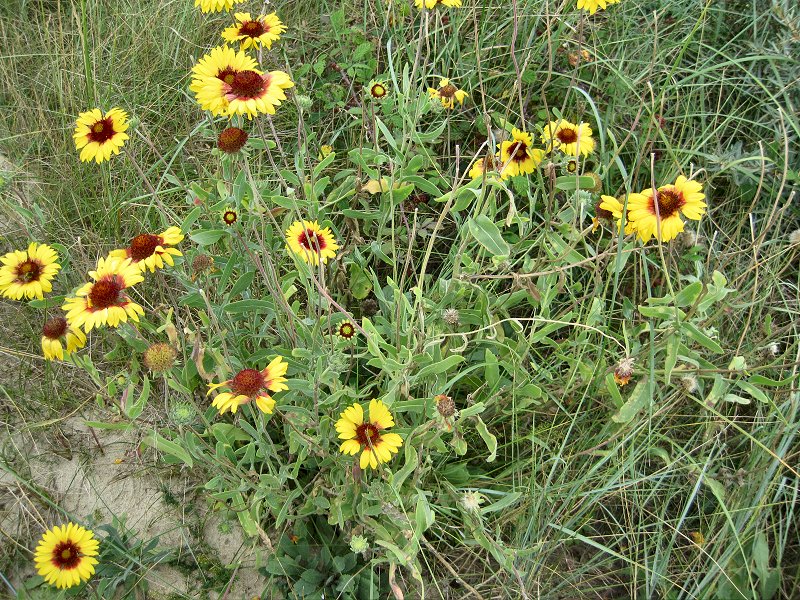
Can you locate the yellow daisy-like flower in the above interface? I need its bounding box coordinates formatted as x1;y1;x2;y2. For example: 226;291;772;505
34;523;100;589
576;0;621;16
627;176;707;243
108;227;184;273
541;119;595;157
198;68;295;119
368;80;389;101
415;0;462;9
207;356;289;415
597;195;636;234
428;78;468;110
62;257;145;332
336;399;403;470
0;243;60;300
285;220;339;266
318;145;334;160
195;0;245;14
41;316;87;361
73;108;130;164
469;153;501;180
499;128;546;178
221;12;286;50
190;46;260;114
336;320;356;340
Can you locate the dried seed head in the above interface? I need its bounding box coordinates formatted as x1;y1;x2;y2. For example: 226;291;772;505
143;343;177;373
680;375;698;394
614;357;635;386
434;394;455;419
789;228;800;246
443;308;460;326
361;298;379;317
192;254;213;275
461;491;485;512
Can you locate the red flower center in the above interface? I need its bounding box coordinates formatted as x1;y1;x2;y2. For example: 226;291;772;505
653;188;684;218
556;127;578;144
298;230;326;253
229;71;266;99
88;277;124;309
354;422;381;448
240;20;265;37
87;118;115;144
217;68;237;85
43;316;68;340
370;84;386;98
129;234;162;261
594;201;613;221
51;541;82;570
439;84;457;98
338;323;355;338
217;127;249;153
223;210;238;225
508;141;529;162
15;259;42;282
230;368;265;397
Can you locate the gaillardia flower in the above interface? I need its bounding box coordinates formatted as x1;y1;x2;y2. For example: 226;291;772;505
415;0;462;9
626;176;706;243
500;129;545;178
368;81;389;101
217;127;249;153
428;78;468;109
190;46;259;113
336;399;403;470
198;68;295;118
576;0;620;15
222;13;286;49
286;220;339;266
598;195;636;234
336;320;356;340
207;356;289;415
34;523;99;589
222;208;238;225
41;316;86;361
62;257;145;332
73;108;129;164
0;243;60;300
469;153;500;180
108;227;184;273
195;0;245;13
542;119;595;157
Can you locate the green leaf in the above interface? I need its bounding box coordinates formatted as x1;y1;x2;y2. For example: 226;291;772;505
228;271;254;299
481;492;521;514
664;334;679;385
348;262;373;299
416;355;464;378
674;281;703;307
683;322;724;353
125;377;150;420
474;415;497;462
612;377;651;424
414;491;435;535
190;229;228;245
141;431;193;467
467;215;510;258
554;175;597;191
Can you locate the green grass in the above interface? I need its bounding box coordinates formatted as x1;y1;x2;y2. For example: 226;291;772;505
1;0;799;598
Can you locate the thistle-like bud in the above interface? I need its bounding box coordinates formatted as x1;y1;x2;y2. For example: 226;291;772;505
143;343;177;373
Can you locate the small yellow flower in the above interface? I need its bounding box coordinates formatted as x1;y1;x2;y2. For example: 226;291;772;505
576;0;621;16
195;0;245;13
626;176;707;243
415;0;462;9
207;356;289;415
0;242;60;300
34;523;100;589
73;107;130;164
336;320;356;340
336;399;403;470
285;220;339;266
469;153;501;180
221;12;286;50
108;227;183;273
62;257;145;332
428;78;468;109
541;119;595;157
318;145;334;160
598;195;636;235
222;208;238;226
368;81;389;101
41;316;86;361
499;129;545;178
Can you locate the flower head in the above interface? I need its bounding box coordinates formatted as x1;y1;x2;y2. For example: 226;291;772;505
34;523;99;589
542;119;595;157
0;243;60;300
222;208;238;226
428;78;468;110
627;176;707;243
198;67;294;119
576;0;621;15
143;343;177;373
195;0;245;13
614;357;635;386
368;81;389;101
222;12;286;49
108;227;183;273
500;128;545;178
62;257;145;332
336;320;357;340
285;220;339;266
598;195;636;235
336;399;403;470
207;356;288;415
415;0;462;9
73;108;129;164
217;127;249;153
190;46;259;113
41;316;86;361
318;145;334;160
469;153;501;180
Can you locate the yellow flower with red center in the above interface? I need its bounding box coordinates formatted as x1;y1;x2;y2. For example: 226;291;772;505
415;0;462;8
285;220;339;266
34;523;100;589
108;227;184;273
190;46;260;113
469;152;501;180
73;108;129;164
198;68;295;119
499;128;545;178
368;81;389;101
576;0;621;15
222;208;238;226
336;320;356;340
207;356;289;415
41;316;86;361
194;0;245;13
626;176;706;243
541;119;595;157
222;12;286;49
336;399;403;470
428;78;468;109
598;195;636;234
62;257;145;332
0;242;60;300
